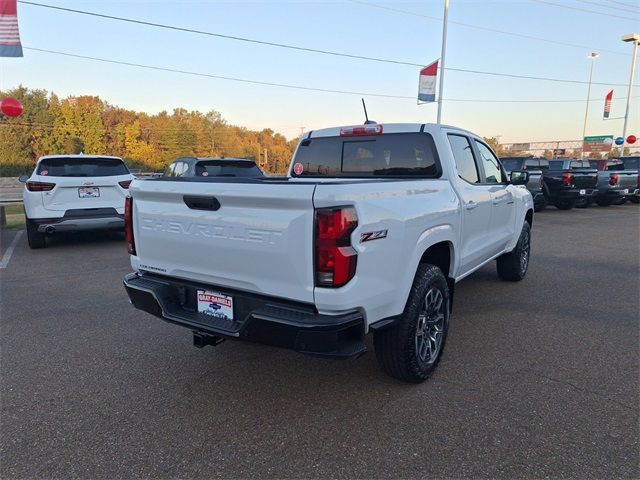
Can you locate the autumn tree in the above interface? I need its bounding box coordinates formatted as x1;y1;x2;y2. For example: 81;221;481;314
1;87;300;175
484;137;505;156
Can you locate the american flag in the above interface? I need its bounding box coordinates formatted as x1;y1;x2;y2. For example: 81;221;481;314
0;0;22;57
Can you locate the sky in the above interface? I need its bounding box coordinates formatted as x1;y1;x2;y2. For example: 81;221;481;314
2;0;639;142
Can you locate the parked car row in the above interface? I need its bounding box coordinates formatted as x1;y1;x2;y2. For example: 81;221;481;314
18;155;264;248
500;156;639;211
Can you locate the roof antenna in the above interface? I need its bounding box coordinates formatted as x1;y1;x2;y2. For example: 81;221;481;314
362;98;376;124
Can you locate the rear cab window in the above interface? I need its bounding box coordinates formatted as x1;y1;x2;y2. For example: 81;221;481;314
549;161;564;171
605;161;625;171
291;133;441;178
569;160;591;169
500;158;522;172
37;157;129;177
621;157;639;170
195;160;263;177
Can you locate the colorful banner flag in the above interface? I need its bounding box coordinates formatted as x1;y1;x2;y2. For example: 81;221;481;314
603;90;613;119
418;60;438;103
0;0;22;57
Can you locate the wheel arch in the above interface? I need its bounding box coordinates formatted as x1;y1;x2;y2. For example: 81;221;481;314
525;208;533;228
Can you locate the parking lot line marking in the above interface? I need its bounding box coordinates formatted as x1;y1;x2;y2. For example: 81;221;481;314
0;230;24;269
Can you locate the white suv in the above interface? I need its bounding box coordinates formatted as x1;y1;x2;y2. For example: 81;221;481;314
20;155;134;249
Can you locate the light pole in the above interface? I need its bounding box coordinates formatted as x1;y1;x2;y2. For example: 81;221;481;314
620;33;640;157
581;52;599;158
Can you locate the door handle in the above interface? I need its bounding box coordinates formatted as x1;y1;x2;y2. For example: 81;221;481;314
465;201;478;210
493;195;512;205
183;195;221;211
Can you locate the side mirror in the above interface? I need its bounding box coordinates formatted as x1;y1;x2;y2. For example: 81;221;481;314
510;170;529;186
18;175;29;183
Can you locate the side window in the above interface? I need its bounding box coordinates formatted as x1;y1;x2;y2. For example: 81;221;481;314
448;135;479;184
474;141;504;183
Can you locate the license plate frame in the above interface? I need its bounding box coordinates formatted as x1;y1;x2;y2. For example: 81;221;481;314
197;289;234;321
78;187;100;198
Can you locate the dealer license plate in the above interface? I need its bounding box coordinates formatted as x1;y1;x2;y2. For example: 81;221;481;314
197;290;234;321
78;187;100;198
579;189;586;195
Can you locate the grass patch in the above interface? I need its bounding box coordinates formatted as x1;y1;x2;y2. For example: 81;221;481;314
1;203;25;230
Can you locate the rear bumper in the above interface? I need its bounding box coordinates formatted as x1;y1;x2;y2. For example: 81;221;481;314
557;188;596;200
33;208;124;233
37;217;124;232
597;188;634;199
123;272;367;358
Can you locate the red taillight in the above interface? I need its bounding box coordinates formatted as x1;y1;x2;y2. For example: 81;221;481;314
609;173;619;186
562;172;574;187
539;175;544;187
124;196;136;255
315;207;358;288
119;180;132;189
339;124;383;137
26;181;55;192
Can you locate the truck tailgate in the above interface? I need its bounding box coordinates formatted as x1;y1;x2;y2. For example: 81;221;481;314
616;172;638;189
130;179;317;303
572;170;598;189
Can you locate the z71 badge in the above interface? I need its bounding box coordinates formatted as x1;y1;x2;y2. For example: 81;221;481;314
360;229;388;243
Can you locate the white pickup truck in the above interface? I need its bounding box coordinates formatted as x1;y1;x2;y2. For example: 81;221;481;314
123;123;534;382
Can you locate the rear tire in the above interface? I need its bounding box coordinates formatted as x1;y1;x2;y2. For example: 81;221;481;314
553;200;575;210
497;222;531;282
26;220;46;249
534;200;547;212
596;197;613;207
575;197;592;208
374;264;449;383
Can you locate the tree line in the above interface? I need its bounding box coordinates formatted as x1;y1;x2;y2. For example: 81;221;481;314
0;86;298;176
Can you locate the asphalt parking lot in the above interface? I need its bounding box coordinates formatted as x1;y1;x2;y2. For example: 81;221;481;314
1;205;638;479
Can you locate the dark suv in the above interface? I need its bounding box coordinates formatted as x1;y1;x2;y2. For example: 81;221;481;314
164;157;265;178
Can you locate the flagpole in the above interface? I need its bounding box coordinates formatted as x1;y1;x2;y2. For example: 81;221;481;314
580;52;598;159
436;0;449;124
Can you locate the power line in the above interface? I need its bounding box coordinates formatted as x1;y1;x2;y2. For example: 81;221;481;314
532;0;634;20
602;0;639;9
575;0;638;14
18;0;635;87
18;1;420;68
25;46;640;94
22;47;413;99
349;0;629;57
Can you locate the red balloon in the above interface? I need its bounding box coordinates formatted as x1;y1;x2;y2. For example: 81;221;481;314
0;97;24;117
626;135;637;145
